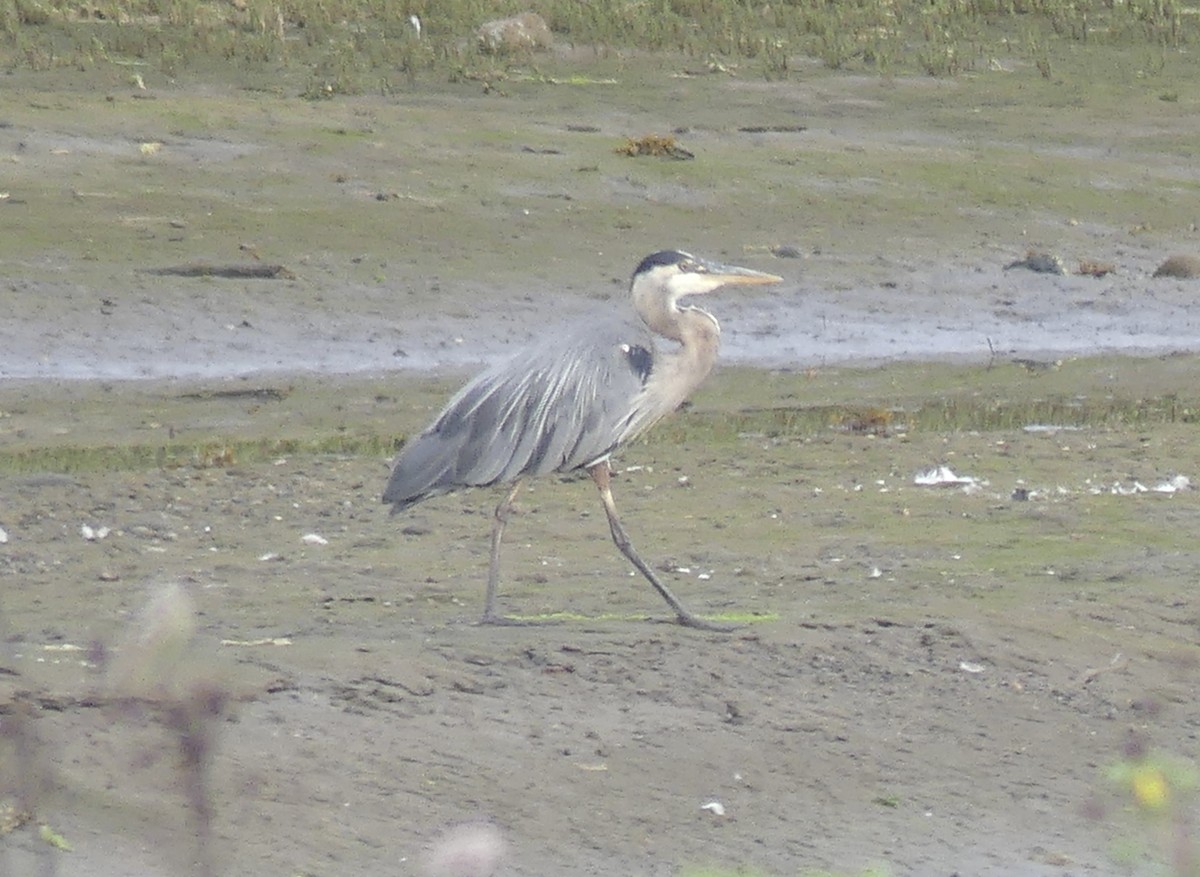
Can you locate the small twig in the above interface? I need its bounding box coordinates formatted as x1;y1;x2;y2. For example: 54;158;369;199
144;263;294;280
1079;653;1129;686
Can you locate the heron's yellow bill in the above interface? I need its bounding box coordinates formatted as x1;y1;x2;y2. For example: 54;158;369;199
692;256;783;287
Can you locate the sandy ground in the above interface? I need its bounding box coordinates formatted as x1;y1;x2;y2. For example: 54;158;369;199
3;423;1199;877
2;48;1200;877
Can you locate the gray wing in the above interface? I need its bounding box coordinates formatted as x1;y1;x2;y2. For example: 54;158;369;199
383;314;655;511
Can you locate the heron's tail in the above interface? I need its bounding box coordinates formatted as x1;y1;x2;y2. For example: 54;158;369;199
381;429;463;512
383;492;425;515
382;467;440;512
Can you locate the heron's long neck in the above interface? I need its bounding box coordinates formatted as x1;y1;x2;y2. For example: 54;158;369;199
635;285;687;342
641;303;722;417
618;296;721;441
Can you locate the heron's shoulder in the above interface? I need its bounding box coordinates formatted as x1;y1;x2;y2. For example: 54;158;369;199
445;311;647;406
544;308;649;346
491;309;647;367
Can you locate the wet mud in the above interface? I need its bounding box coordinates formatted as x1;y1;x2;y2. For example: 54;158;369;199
3;49;1200;877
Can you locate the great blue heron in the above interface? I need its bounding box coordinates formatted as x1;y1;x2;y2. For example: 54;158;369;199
383;250;783;630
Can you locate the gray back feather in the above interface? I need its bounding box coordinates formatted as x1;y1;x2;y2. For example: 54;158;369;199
383;312;656;510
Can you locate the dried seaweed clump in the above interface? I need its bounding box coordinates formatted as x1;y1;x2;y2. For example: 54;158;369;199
615;134;694;160
834;407;894;436
1077;259;1116;278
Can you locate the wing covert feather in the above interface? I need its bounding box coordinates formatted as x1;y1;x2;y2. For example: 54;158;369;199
383;316;653;510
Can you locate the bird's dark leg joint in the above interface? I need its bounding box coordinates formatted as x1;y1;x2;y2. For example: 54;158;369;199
493;478;523;524
589;461;612;486
493;499;513;525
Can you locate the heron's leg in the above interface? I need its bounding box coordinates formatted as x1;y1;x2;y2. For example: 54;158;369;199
589;463;732;632
481;479;524;624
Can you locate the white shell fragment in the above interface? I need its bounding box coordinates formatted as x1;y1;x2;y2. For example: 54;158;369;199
1101;474;1191;495
914;465;978;487
81;524;111;541
959;661;986;674
1023;424;1082;433
301;533;329;545
425;822;507;877
700;801;727;817
1153;475;1190;493
0;526;8;544
1113;481;1148;495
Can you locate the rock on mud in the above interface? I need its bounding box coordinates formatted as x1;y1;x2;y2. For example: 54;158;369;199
477;12;553;54
1077;259;1116;278
1004;250;1067;275
1152;254;1200;279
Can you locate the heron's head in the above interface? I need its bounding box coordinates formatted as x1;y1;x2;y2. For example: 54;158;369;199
632;250;782;307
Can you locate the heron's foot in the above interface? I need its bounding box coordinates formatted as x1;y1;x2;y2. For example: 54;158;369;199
479;611;529;627
674;612;737;633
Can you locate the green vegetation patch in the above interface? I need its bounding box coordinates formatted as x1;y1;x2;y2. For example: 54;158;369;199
2;356;1198;475
4;0;1200;89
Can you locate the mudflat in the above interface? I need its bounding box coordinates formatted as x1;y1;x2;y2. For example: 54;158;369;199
2;43;1200;877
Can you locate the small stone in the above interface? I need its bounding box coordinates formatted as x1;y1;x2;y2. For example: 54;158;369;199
771;244;804;259
1004;250;1067;274
477;12;552;55
1152;254;1200;279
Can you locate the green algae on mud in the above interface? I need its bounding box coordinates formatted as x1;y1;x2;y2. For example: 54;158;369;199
4;48;1200;390
3;357;1196;649
503;611;779;624
4;355;1195;633
2;42;1199;295
3;355;1199;638
2;355;1199;473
